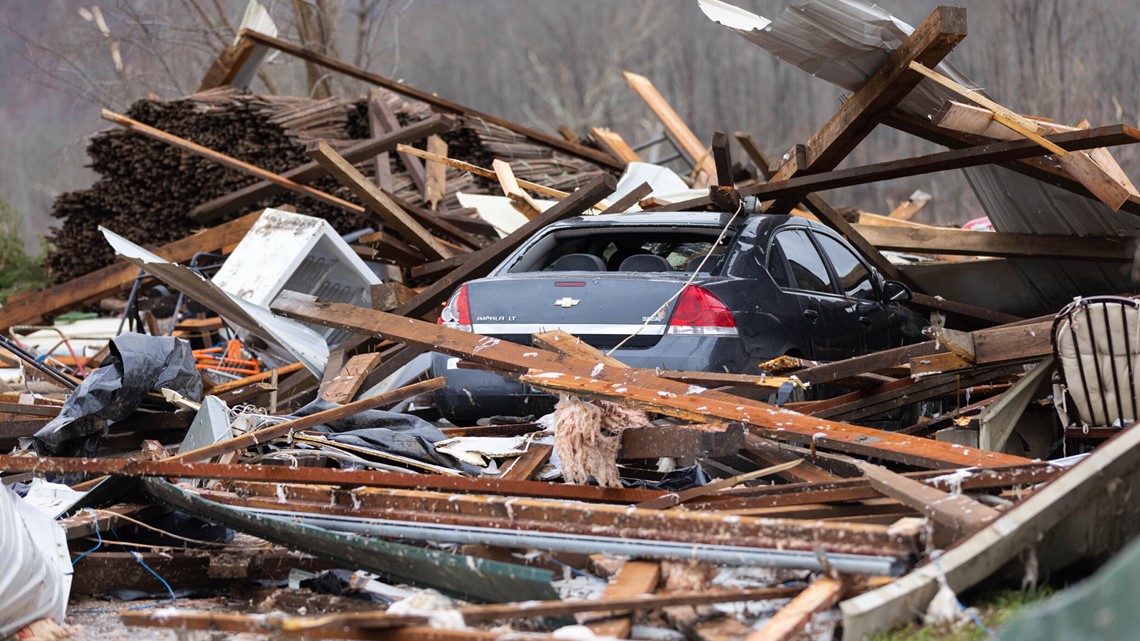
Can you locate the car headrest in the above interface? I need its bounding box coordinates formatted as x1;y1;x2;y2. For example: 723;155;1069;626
618;254;673;272
549;253;607;271
686;255;714;273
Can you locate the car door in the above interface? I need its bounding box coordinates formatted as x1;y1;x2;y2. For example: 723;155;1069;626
811;231;892;354
767;229;860;361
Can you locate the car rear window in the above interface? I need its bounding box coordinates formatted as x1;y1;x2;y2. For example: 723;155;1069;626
507;227;726;273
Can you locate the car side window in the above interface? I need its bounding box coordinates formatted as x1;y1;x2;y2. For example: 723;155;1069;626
814;233;877;300
772;230;833;294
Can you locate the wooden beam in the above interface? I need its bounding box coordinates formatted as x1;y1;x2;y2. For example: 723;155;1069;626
748;575;850;641
0;210;261;331
272;291;1030;470
425;135;448;210
308;139;454;260
371;96;430;200
319;352;383;404
366;89;395;193
238;29;624;171
767;5;968;213
591;127;642;164
585;561;660;638
859;462;1000;537
854;224;1137;261
499;443;553;481
711;130;734;187
888;191;932;220
623;71;716;187
493;159;543;219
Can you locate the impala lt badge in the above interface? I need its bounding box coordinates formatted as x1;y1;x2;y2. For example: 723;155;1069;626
553;297;581;308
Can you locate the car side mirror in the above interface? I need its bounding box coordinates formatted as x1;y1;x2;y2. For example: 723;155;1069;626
882;280;912;303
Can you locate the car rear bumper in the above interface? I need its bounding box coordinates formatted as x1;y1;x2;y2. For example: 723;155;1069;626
430;335;751;422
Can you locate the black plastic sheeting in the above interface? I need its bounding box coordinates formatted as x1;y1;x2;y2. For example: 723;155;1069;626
33;333;202;457
622;464;711;491
289;399;479;474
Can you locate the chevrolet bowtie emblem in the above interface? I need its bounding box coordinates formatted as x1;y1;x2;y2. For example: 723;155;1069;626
553;297;581;308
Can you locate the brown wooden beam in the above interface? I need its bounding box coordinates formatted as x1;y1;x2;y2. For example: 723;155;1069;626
855;224;1136;261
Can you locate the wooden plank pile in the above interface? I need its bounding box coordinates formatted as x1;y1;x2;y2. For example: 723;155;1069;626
7;4;1140;640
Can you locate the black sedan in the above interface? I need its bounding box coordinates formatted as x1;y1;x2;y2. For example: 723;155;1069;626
432;211;926;422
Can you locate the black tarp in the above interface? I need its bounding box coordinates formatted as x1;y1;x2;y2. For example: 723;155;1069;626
33;333;202;457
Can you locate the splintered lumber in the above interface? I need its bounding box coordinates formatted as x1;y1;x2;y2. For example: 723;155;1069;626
586;561;660;638
189;114;451;222
499;443;553;481
272;291;1029;470
308;139;453;260
591;127;642;164
0;210;262;331
749;575;850;641
425;135;448;209
370;95;429;199
854;225;1137;261
888;191;931;220
858;462;1000;537
712;131;734;187
238;29;623;171
606;182;653;213
319;352;383;403
840;419;1140;639
767;6;967;205
366;89;395;192
493;159;543;219
908;61;1129;210
623;70;716;187
142;477;559;604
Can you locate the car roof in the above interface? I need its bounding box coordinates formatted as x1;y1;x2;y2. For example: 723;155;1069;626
547;210;736;229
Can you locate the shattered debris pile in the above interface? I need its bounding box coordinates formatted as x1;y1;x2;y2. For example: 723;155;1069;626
5;1;1140;640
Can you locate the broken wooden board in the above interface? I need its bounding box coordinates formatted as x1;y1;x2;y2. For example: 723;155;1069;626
272;292;1029;470
319;352;383;404
747;575;850;641
585;561;660;638
623;71;716;187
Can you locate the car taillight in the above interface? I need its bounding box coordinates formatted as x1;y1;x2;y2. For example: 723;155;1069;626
666;285;737;335
438;284;473;331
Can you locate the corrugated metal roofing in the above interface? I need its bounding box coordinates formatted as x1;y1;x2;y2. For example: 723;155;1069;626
701;0;1136;314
